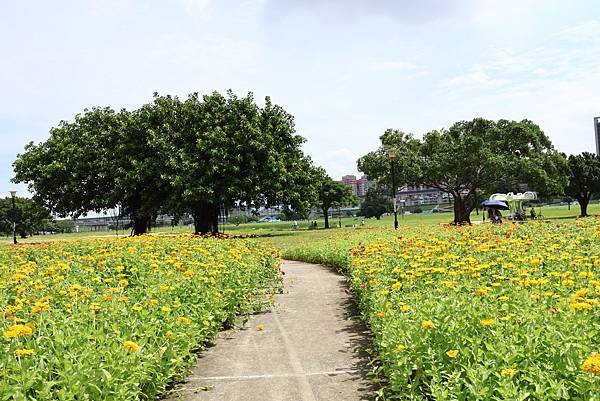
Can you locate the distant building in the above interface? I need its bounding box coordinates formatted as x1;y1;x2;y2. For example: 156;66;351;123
340;175;376;197
595;116;600;156
397;185;451;206
341;175;358;195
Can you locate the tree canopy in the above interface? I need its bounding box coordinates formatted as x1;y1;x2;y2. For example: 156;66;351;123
313;168;358;229
13;91;314;235
565;152;600;217
0;197;53;238
359;118;568;224
358;188;392;220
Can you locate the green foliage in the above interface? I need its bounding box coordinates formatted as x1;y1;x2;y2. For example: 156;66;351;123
313;169;358;228
359;119;568;224
357;129;421;190
13;91;314;235
565;152;600;217
0;235;280;400
358;188;391;219
0;197;53;237
12;107;166;235
282;220;600;400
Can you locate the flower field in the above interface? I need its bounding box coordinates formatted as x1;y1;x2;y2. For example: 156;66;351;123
0;235;280;400
283;219;600;400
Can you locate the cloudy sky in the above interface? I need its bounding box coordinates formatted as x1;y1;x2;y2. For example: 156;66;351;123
2;0;600;197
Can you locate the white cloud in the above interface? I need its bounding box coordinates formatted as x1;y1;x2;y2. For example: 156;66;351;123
312;148;361;179
371;60;418;71
440;70;507;90
178;0;212;11
558;20;600;43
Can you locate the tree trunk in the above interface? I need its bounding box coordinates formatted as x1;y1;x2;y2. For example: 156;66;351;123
192;204;220;234
323;207;330;229
578;194;590;217
452;193;473;225
132;216;149;236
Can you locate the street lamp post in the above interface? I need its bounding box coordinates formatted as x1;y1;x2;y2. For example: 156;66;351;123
386;148;399;230
9;190;17;244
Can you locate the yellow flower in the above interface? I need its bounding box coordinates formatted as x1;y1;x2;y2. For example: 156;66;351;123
498;296;509;302
376;311;386;318
394;344;406;353
165;330;174;339
399;304;410;313
15;348;35;356
391;282;402;289
256;324;265;331
177;316;191;324
132;305;142;312
118;279;128;287
569;302;593;311
90;302;101;312
480;319;494;327
124;340;140;353
582;353;600;374
446;349;459;358
3;324;33;338
501;368;518;377
421;320;435;330
161;305;171;313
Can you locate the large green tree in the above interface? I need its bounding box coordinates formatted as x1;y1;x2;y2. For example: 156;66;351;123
314;169;358;229
13;107;168;235
0;197;53;238
565;152;600;217
153;91;314;234
358;188;392;220
14;91;314;235
357;129;421;191
360;119;567;224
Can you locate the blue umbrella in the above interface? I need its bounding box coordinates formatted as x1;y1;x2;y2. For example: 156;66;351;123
481;199;509;210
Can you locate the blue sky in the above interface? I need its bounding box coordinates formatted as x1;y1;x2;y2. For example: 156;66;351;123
2;0;600;197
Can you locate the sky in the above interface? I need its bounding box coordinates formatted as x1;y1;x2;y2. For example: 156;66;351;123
2;0;600;198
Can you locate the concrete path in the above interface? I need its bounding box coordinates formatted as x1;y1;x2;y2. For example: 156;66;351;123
166;260;374;401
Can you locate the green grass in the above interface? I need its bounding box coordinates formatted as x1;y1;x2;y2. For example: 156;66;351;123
3;203;599;247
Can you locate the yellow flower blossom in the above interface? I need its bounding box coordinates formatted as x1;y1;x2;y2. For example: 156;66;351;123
124;340;140;353
501;368;517;377
15;348;36;356
446;349;459;358
421;320;435;330
582;353;600;374
3;324;33;338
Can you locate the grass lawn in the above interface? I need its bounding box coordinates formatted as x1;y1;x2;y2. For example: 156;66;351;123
2;203;599;247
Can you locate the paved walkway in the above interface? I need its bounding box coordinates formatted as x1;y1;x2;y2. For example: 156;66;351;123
166;260;374;401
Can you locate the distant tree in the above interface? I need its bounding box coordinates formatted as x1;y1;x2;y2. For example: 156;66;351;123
314;169;358;229
565;152;600;217
359;188;392;219
52;219;76;233
0;197;53;238
357;129;421;191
